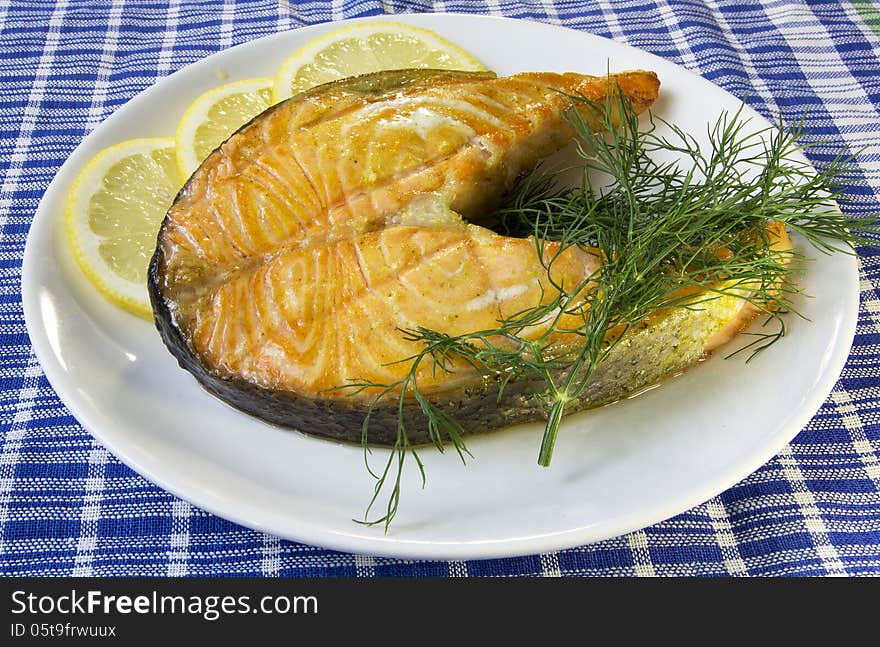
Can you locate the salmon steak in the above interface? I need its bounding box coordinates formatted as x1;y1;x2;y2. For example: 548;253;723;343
147;67;773;446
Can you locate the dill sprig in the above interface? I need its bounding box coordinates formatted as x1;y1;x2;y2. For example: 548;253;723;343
338;87;879;530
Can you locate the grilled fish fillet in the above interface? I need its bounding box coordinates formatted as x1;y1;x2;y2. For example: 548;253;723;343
148;67;774;445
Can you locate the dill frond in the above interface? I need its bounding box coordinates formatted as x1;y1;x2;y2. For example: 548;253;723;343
334;85;879;529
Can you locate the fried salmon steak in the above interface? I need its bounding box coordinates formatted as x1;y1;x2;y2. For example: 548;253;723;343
147;67;777;445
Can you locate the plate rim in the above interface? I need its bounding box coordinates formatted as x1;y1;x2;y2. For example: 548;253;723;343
21;12;860;560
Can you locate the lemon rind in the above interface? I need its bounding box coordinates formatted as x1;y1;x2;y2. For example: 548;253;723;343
66;137;176;320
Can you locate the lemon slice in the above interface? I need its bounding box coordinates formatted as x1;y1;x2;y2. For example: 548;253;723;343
175;77;273;181
273;21;485;102
66;138;179;319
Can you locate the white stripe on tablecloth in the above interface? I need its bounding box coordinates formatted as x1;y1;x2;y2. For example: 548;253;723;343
261;534;282;576
539;552;562;577
331;0;345;21
704;498;749;575
166;499;192;576
84;0;124;133
0;355;42;561
595;0;627;41
220;0;236;48
156;0;181;78
354;553;375;577
72;446;109;576
777;445;848;576
863;259;880;337
627;529;657;576
705;0;782;114
541;0;561;24
653;0;700;71
0;0;68;237
448;560;468;577
277;0;291;32
277;0;307;27
0;3;10;38
831;390;880;487
484;1;503;17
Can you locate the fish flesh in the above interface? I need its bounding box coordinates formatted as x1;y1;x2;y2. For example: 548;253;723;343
149;68;794;445
150;68;791;445
148;67;777;446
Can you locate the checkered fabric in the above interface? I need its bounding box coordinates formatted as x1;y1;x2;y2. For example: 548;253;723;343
1;0;879;577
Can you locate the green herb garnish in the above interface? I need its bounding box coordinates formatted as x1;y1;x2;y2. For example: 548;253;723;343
339;88;879;530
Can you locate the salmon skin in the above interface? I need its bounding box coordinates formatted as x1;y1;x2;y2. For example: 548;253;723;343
145;66;738;446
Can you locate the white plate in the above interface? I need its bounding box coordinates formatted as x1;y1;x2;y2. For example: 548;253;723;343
22;14;858;560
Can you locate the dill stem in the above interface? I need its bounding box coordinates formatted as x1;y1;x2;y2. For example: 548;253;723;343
538;398;568;467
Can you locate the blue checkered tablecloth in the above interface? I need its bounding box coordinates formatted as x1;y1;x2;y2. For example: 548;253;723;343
2;0;879;577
